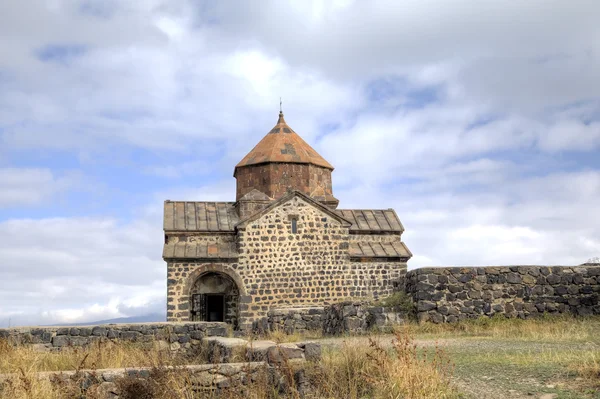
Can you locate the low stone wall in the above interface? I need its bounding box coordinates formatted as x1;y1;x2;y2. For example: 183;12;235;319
0;361;310;399
253;304;408;336
0;363;267;396
254;307;324;334
323;302;409;335
0;322;228;352
203;336;322;364
405;265;600;323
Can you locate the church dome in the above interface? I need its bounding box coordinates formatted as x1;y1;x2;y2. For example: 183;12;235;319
234;111;338;207
234;112;333;174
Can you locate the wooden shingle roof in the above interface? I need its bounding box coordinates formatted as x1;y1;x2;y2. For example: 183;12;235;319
163;201;239;232
164;201;406;235
335;209;404;233
349;240;411;259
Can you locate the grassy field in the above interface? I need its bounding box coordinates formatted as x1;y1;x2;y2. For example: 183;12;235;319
1;315;599;398
407;315;600;398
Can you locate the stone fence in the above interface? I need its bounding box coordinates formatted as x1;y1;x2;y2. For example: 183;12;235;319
0;322;228;352
253;307;324;334
0;363;268;398
0;336;322;398
405;265;600;323
0;360;316;399
322;302;409;335
253;304;409;335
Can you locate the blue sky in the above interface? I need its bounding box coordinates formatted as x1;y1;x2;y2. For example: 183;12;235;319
1;0;599;327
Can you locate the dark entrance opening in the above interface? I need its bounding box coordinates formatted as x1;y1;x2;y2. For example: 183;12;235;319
189;272;240;327
206;294;224;322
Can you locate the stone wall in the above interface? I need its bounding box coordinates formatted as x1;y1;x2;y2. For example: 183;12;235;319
166;195;408;330
406;266;600;323
252;303;408;336
0;363;269;398
0;360;316;399
253;307;325;334
347;234;407;294
322;302;409;335
235;196;402;327
167;262;248;325
236;197;347;327
235;162;335;205
0;322;227;351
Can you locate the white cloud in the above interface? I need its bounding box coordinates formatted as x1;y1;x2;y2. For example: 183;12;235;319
0;168;81;207
0;214;165;327
0;0;599;326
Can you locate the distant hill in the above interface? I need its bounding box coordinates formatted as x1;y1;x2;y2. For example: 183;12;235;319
44;313;165;327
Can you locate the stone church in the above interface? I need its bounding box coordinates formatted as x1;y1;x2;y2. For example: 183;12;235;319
163;111;412;330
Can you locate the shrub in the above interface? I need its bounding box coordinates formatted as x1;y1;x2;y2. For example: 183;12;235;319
306;330;460;399
372;291;415;314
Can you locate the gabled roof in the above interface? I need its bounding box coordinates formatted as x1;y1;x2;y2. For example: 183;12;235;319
235;190;352;229
163;201;239;232
335;209;404;233
234;112;333;174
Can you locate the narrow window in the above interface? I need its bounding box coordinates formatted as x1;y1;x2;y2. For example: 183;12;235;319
291;217;298;234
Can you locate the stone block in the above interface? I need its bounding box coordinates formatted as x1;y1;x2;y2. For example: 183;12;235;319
79;328;92;337
267;343;304;364
429;312;443;323
120;331;141;341
56;328;69;336
546;274;561;284
204;337;248;363
207;326;228;337
92;327;107;337
417;301;436;312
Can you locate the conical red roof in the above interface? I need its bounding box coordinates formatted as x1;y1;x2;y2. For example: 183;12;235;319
235;112;334;171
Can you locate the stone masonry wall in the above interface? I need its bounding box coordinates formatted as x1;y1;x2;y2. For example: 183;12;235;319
347;235;407;298
165;233;236;253
253;304;408;336
322;302;409;335
406;266;600;323
166;197;407;330
235;163;334;203
235;196;400;328
254;307;325;334
167;262;246;323
236;196;348;327
0;322;227;352
0;363;270;399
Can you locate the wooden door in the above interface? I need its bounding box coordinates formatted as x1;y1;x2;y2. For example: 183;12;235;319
191;294;206;321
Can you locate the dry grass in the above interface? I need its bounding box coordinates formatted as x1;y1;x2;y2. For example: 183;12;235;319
308;330;460;399
407;314;600;342
258;328;322;344
0;330;459;399
3;315;600;398
0;371;67;399
571;351;600;387
0;338;192;374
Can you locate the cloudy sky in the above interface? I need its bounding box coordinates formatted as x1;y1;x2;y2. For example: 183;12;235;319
1;0;599;327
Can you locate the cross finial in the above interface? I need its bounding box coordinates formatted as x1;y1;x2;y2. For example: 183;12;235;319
280;97;282;113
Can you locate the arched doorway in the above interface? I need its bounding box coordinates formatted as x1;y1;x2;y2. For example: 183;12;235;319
189;272;239;327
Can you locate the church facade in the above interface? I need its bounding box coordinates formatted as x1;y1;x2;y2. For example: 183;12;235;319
163;112;412;330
